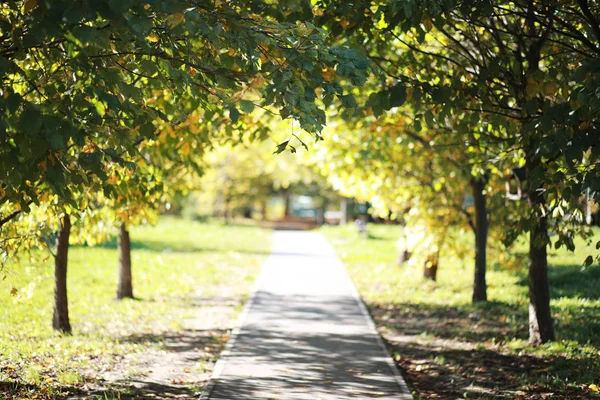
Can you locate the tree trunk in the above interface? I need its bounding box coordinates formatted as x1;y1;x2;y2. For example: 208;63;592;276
224;193;232;223
526;159;555;345
423;252;439;281
518;1;554;345
53;214;71;333
340;198;348;225
397;250;411;266
117;223;133;300
317;197;327;226
261;200;268;221
586;188;593;225
284;190;292;217
471;178;488;302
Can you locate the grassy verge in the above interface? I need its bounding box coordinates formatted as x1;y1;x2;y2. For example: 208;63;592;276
0;216;272;399
320;223;600;399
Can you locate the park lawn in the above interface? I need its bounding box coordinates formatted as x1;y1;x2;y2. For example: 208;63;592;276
321;223;600;400
0;216;272;399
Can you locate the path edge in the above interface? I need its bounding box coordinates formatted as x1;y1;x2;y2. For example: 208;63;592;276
320;232;414;400
198;242;273;400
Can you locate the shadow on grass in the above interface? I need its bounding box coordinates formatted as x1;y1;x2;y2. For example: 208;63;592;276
366;265;600;399
368;299;599;399
89;236;272;256
118;328;229;355
0;381;85;400
366;233;387;240
512;264;600;300
548;264;600;299
370;301;529;343
385;338;591;400
371;285;600;346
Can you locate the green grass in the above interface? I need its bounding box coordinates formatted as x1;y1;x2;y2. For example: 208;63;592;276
320;223;600;399
0;216;272;399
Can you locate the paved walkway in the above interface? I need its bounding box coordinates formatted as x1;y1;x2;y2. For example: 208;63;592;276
202;230;412;399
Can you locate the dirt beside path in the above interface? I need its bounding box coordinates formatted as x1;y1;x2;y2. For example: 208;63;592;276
70;290;245;400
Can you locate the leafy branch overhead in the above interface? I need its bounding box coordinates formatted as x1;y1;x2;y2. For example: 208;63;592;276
0;0;370;214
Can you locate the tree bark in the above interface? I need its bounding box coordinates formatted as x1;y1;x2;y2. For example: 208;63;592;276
423;251;439;281
340;198;348;225
317;197;328;226
224;193;232;223
53;214;72;333
471;178;488;302
284;190;292;217
117;223;133;300
261;200;268;221
526;158;555;345
518;5;554;344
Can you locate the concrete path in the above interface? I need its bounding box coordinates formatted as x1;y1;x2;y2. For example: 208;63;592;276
202;230;412;399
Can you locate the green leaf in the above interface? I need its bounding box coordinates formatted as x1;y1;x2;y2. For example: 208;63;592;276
140;122;155;137
140;59;158;76
72;26;97;45
47;131;65;150
274;140;289;154
339;94;357;109
240;100;255;113
6;93;21;114
353;59;371;69
524;100;538;115
19;107;42;135
425;110;435;128
389;84;406;108
229;106;240;123
414;119;422;132
584;255;594;266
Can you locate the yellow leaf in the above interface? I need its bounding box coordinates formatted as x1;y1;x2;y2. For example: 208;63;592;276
165;13;185;28
24;0;37;13
38;191;49;203
526;80;540;95
147;33;160;43
181;142;191;157
259;52;268;64
590;384;599;392
82;143;96;153
422;18;433;32
542;82;558;97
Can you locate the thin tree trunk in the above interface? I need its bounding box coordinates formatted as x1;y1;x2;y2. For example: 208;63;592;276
472;178;488;302
284;190;292;218
317;197;327;226
526;158;555;345
423;251;439;281
519;1;555;345
53;214;71;333
340;198;348;225
224;193;232;223
261;200;268;221
117;223;133;300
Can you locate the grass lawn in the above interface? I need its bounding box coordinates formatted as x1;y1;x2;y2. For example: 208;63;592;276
0;216;272;399
320;223;600;399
